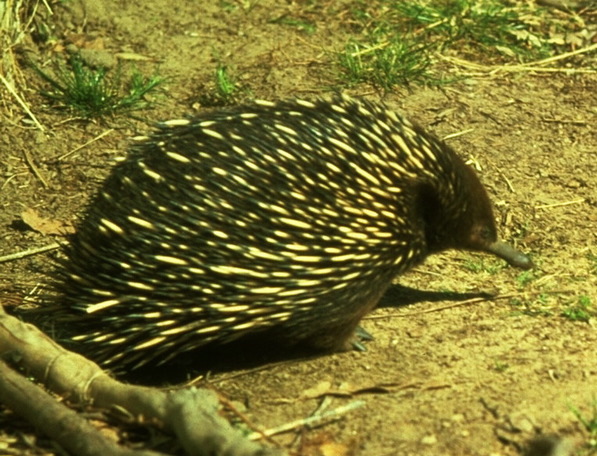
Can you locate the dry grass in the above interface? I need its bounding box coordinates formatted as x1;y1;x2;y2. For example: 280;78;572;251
0;0;48;129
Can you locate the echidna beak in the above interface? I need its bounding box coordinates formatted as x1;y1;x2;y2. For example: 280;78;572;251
486;240;533;270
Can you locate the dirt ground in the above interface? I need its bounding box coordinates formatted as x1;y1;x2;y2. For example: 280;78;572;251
1;1;596;455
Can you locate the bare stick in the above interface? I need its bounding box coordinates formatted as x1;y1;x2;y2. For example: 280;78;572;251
436;43;597;75
0;243;61;263
23;148;49;187
535;198;585;209
249;400;366;440
497;170;516;193
57;129;115;161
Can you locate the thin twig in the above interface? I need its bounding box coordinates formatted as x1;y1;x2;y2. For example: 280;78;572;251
541;117;587;125
517;43;597;67
497;169;516;193
367;290;576;318
40;0;54;15
350;41;390;57
57;129;115;161
493;67;595;74
218;393;277;445
248;400;366;440
23;148;49;187
0;243;61;264
0;74;45;132
535;198;585;209
442;128;475;140
399;295;516;314
437;43;597;75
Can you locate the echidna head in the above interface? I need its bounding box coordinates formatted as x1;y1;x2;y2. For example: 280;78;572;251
419;164;533;269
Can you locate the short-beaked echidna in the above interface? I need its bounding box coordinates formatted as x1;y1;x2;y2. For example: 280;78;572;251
56;96;532;371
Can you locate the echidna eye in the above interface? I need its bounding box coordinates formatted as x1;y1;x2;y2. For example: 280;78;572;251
480;226;493;241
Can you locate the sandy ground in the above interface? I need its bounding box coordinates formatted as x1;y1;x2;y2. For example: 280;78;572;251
0;1;595;455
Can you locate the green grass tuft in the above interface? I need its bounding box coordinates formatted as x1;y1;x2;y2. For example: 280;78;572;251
493;359;510;373
562;295;594;323
462;257;504;274
215;65;238;103
270;15;316;35
198;64;248;107
337;37;436;90
515;270;536;289
34;55;164;119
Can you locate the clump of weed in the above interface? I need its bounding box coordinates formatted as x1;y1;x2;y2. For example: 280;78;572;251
337;37;436;90
34;55;164;119
510;294;553;318
462;257;504;274
493;359;510;373
516;270;536;289
198;64;249;107
562;295;594;323
270;15;316;35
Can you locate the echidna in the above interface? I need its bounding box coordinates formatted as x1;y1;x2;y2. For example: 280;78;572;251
55;96;532;371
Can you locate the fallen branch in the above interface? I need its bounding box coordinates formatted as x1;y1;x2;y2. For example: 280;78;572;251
0;359;163;456
0;305;284;456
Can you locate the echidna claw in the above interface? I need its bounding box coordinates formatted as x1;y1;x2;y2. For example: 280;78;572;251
351;326;374;351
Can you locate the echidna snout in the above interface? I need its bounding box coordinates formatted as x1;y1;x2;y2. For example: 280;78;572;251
486;240;533;269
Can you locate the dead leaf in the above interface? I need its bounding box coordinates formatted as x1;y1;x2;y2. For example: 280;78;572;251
21;208;74;236
301;381;333;399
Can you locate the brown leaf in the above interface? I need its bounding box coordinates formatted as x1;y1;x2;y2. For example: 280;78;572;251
20;208;74;236
301;381;333;399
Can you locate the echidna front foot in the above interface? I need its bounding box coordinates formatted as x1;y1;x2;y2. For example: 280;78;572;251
351;326;374;352
303;319;372;354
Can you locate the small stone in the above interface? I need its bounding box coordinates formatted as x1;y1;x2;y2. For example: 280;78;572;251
65;43;79;54
79;48;118;69
451;413;465;422
508;412;536;433
229;400;247;413
421;435;437;445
